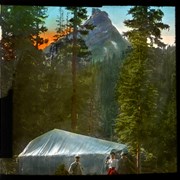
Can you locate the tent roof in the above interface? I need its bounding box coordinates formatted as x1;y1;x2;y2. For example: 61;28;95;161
18;129;127;157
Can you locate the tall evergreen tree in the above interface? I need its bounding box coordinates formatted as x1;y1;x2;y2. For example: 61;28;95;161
0;5;49;153
1;5;49;98
66;7;94;132
115;6;170;173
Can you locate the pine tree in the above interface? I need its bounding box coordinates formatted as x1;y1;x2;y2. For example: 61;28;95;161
0;5;49;154
66;7;94;132
115;6;170;173
1;5;49;99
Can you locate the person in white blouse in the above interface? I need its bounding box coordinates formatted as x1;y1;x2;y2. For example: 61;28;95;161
105;151;119;175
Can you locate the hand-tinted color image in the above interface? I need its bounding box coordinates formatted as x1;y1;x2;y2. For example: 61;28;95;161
0;5;176;175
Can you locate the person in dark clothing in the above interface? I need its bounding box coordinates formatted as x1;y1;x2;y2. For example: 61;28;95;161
118;152;129;174
118;151;136;174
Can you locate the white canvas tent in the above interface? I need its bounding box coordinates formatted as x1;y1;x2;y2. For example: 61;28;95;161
18;129;128;175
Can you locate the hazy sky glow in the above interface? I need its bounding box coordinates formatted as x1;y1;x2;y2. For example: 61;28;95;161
0;6;175;48
44;6;175;48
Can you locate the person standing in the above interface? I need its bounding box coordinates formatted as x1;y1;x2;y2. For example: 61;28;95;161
118;151;136;174
105;151;119;175
68;155;83;175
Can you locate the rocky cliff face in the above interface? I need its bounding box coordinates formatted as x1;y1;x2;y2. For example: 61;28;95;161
84;8;129;60
44;8;130;61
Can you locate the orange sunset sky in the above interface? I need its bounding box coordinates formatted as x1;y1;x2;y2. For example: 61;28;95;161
39;31;56;50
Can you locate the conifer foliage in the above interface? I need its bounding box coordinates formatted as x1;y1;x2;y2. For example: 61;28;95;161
115;6;173;173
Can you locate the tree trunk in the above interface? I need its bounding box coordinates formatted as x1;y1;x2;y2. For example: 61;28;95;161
88;98;93;135
71;9;78;132
136;143;141;174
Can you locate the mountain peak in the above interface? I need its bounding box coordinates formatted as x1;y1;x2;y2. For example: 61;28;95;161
44;8;129;61
84;8;129;60
85;8;111;27
92;8;109;17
